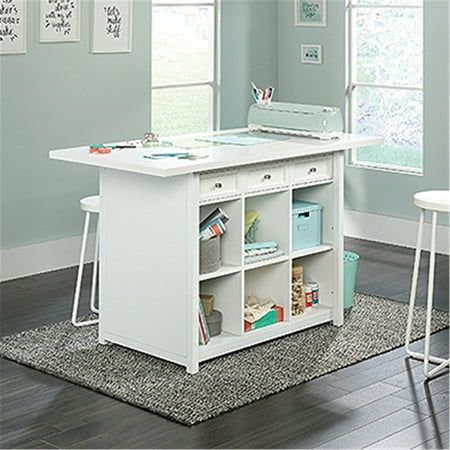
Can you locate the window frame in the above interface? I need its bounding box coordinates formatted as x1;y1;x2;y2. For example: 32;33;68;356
346;0;424;175
150;0;220;135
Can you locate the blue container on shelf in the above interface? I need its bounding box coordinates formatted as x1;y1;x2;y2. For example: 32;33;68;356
292;200;322;251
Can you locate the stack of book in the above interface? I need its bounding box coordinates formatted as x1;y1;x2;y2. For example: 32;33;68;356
244;241;285;264
200;207;229;241
198;299;211;345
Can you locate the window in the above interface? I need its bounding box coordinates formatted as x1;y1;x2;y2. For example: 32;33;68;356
151;0;218;138
347;0;423;174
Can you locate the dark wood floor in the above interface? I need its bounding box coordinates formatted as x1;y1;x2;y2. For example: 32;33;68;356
1;238;448;449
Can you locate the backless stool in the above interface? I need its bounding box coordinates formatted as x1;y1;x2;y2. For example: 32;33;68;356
71;195;100;327
405;190;450;378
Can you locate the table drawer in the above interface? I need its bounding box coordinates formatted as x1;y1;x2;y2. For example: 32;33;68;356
246;165;287;191
292;157;332;185
200;171;238;199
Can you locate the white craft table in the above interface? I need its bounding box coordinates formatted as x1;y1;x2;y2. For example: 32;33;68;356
50;129;382;373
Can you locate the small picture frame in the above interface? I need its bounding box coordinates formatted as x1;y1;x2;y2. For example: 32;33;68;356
301;44;323;64
92;0;133;54
40;0;81;43
295;0;326;27
0;0;27;54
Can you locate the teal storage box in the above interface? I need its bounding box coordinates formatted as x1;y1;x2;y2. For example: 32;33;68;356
292;200;322;251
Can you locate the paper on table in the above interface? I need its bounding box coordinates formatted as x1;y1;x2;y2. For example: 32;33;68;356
171;138;224;149
197;132;288;147
142;148;208;161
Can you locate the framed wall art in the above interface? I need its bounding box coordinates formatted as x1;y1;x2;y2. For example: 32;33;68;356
40;0;80;42
0;0;26;54
92;0;133;54
295;0;326;27
301;44;323;64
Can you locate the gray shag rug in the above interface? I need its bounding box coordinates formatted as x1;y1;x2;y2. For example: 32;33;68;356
0;293;448;425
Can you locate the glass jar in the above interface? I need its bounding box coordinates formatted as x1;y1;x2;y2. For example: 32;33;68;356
292;265;305;316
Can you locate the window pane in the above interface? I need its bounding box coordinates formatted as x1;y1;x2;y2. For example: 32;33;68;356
354;87;423;170
152;86;212;137
356;8;423;86
152;6;214;86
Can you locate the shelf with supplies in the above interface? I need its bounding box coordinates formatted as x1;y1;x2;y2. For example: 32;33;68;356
291;182;335;251
291;251;336;320
244;261;290;334
243;190;289;269
199;198;243;278
196;154;342;362
199;272;243;348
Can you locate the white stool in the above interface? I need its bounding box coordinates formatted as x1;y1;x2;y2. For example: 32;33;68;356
405;190;450;378
72;195;100;327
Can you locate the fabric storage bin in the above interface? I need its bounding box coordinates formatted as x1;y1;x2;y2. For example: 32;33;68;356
292;200;322;251
206;309;222;336
200;236;222;274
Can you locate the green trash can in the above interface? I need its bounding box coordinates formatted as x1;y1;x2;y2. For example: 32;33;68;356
344;251;360;309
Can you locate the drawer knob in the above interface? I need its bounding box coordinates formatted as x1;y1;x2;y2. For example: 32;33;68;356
214;182;223;189
308;167;318;174
263;173;272;181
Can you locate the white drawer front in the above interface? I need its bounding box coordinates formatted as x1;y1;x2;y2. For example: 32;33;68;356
246;165;287;191
293;157;333;185
200;172;238;199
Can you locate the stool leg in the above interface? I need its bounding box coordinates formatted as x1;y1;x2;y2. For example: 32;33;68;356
423;211;437;377
90;216;100;314
72;212;98;327
405;209;424;356
404;208;449;378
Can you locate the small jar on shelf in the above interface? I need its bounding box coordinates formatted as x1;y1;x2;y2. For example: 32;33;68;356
308;281;320;307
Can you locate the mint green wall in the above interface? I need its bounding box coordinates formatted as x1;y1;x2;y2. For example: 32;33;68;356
278;0;449;225
278;0;344;108
1;0;151;250
220;0;278;128
0;0;278;250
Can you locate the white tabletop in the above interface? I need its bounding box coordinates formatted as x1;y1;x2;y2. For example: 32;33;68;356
49;128;383;178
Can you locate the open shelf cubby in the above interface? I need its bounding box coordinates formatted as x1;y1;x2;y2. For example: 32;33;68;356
291;251;335;318
199;198;243;280
291;182;335;253
199;272;243;339
244;261;290;332
244;190;290;264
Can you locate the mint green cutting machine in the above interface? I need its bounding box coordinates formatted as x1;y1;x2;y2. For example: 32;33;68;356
247;101;344;141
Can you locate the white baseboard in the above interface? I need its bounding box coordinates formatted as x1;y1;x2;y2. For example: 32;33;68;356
2;211;448;282
1;233;95;282
344;209;450;255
